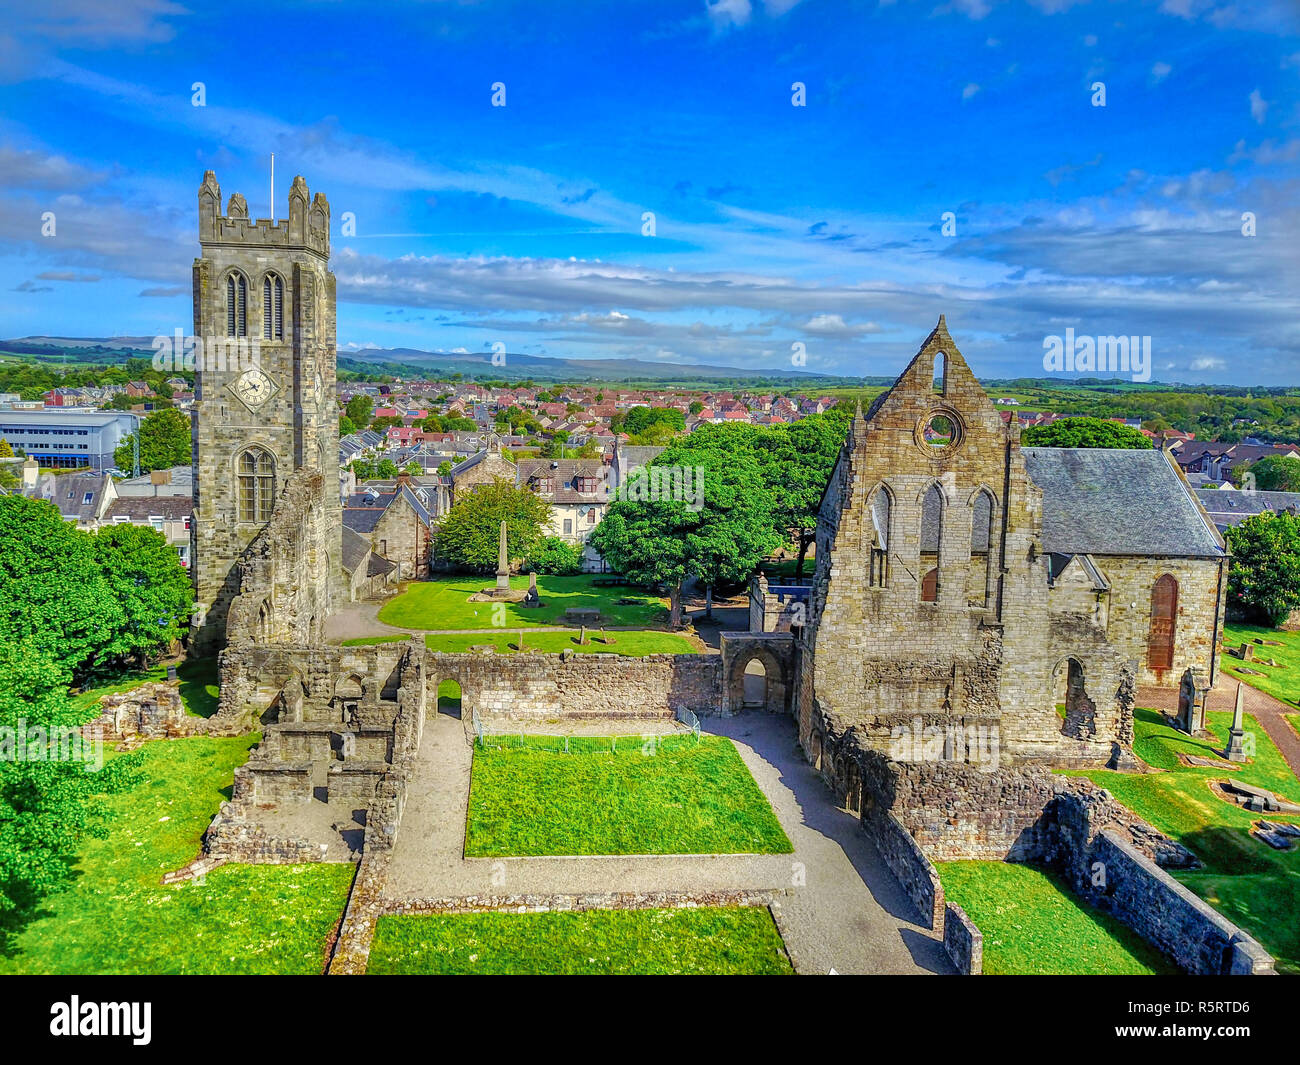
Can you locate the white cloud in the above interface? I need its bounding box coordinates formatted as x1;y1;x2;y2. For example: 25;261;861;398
706;0;752;30
1151;61;1172;82
962;82;981;101
1249;88;1268;124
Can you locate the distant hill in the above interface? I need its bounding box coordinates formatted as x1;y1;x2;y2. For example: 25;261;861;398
1;336;861;385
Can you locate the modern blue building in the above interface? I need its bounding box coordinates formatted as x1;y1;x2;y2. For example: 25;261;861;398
0;409;140;470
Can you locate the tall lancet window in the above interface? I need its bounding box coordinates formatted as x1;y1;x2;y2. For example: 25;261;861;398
920;483;944;602
263;274;284;340
226;272;247;337
868;486;891;587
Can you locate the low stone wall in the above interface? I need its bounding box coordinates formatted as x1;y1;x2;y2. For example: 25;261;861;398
942;902;983;975
862;808;944;930
328;761;388;805
248;762;314;804
427;650;722;728
202;815;327;864
1081;830;1274;976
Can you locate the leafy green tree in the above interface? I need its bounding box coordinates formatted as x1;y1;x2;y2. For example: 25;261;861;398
1021;417;1153;449
0;438;12;458
0;644;139;944
339;415;357;436
345;394;374;426
443;416;477;432
403;460;423;475
114;407;192;473
434;477;550;572
1238;456;1300;492
0;496;123;679
623;406;685;437
524;536;584;576
1227;511;1300;627
92;524;193;665
689;400;704;415
591;448;780;626
371;415;402;433
669;410;849;578
437;460;453;476
376;459;399;479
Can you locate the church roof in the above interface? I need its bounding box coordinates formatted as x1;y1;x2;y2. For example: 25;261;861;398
1024;447;1225;558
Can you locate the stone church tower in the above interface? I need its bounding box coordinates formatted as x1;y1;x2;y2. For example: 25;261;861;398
190;170;343;654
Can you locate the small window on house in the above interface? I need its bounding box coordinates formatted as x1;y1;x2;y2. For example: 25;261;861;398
563;519;573;534
82;492;93;504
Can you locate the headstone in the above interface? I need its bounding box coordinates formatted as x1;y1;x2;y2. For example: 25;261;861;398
1225;682;1248;762
1239;642;1253;661
166;664;179;682
578;625;587;645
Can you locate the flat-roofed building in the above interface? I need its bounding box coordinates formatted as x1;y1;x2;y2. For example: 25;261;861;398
0;409;140;470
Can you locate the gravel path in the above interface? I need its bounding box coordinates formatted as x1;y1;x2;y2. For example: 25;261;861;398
383;710;950;974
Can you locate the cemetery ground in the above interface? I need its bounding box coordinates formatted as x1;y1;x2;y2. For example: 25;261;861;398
366;906;793;975
464;733;793;857
1065;706;1300;974
346;630;698;655
0;662;353;974
1223;622;1300;708
376;574;669;630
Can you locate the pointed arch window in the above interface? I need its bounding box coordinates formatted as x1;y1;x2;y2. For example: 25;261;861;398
970;489;995;607
237;447;275;522
920;484;944;602
226;272;247;337
263;274;284;340
868;485;891;587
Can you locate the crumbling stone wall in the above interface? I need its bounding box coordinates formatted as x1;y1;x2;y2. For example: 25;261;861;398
225;469;335;648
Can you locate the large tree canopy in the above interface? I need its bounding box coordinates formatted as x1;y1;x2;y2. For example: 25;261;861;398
1021;417;1153;450
113;407;192;473
435;477;550;572
0;496;192;679
0;644;138;944
1237;455;1300;492
1226;511;1300;628
666;410;849;576
590;445;780;625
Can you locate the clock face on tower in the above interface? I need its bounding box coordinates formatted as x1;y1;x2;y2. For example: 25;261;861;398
230;367;278;411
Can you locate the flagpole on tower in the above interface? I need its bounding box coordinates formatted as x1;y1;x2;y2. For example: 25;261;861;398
270;153;275;222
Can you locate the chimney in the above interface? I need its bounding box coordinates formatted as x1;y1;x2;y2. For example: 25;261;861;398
151;468;171;486
21;456;38;490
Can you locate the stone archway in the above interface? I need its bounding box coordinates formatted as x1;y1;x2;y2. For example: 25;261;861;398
721;634;794;714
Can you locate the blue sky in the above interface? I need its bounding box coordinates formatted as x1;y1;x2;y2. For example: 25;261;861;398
0;0;1297;382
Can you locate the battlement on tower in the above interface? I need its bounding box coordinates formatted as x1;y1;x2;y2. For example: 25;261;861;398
197;170;330;258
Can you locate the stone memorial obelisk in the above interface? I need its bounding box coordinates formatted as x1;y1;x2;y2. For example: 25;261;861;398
1225;682;1248;763
495;520;510;594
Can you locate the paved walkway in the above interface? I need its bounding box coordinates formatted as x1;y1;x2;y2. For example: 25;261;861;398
1139;675;1300;777
383;710;950;974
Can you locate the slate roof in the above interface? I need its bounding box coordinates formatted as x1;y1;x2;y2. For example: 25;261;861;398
1023;447;1224;558
340;526;371;575
103;496;192;522
1195;487;1300;530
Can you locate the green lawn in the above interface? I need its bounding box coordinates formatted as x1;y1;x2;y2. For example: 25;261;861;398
376;574;669;630
466;734;792;857
1064;706;1300;974
367;907;793;974
424;629;697;656
341;634;413;647
936;862;1176;975
1287;713;1300;739
69;657;220;720
1221;622;1300;706
0;733;354;974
